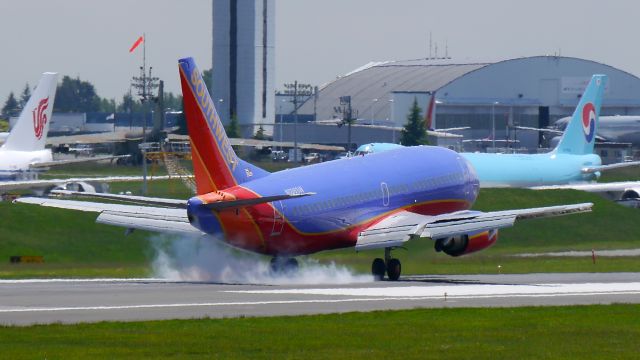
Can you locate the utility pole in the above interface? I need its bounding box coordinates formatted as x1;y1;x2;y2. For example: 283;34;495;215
283;81;313;162
131;33;159;195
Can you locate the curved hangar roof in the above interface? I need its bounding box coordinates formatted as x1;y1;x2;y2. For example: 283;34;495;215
300;56;640;121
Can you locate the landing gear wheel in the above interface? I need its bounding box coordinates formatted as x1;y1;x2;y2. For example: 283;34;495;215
371;258;386;280
386;258;401;281
270;257;299;274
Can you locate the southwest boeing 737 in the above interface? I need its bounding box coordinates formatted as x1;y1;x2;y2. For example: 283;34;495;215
16;58;593;281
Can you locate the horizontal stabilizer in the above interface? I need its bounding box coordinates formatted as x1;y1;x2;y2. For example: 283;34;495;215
202;192;314;211
581;160;640;174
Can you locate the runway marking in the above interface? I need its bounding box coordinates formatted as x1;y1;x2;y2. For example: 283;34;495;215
3;291;640;314
0;298;455;313
228;282;640;298
0;278;168;284
2;283;640;314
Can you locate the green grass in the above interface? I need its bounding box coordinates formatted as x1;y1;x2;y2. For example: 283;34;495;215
599;165;640;182
1;305;639;358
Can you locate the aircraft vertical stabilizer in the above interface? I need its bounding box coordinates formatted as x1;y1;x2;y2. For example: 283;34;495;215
178;58;268;195
554;74;607;155
2;72;58;152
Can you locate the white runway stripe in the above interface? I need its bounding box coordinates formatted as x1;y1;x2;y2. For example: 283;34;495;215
1;282;639;314
0;278;168;284
229;282;640;298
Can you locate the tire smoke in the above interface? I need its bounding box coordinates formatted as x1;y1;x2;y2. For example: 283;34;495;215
149;235;373;285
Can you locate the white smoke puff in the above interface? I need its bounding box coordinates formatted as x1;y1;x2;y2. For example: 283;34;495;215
148;235;373;285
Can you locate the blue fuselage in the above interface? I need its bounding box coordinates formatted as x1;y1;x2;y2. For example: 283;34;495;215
461;151;602;187
187;146;480;255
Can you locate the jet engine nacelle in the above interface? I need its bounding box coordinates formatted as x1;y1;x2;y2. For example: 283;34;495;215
434;230;498;257
621;188;640;201
619;188;640;208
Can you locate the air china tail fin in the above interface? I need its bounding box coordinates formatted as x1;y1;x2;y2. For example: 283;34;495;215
2;72;58;152
554;74;607;155
178;57;269;195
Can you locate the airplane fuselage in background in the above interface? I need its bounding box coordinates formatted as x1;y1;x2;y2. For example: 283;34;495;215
0;149;51;180
187;146;480;256
461;151;602;187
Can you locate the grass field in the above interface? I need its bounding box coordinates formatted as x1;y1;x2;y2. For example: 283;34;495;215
1;163;639;278
1;305;639;358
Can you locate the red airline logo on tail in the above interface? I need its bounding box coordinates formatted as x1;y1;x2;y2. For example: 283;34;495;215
32;97;49;140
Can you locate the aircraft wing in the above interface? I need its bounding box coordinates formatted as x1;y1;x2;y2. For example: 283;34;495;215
514;126;607;141
29;155;130;169
513;126;563;135
532;182;640;194
14;197;201;235
426;130;463;138
581;161;640;174
355;203;592;251
0;175;181;192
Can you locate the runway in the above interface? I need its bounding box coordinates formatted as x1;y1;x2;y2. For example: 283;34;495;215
1;272;640;326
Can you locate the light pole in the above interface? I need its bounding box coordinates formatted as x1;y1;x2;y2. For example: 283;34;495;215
491;101;499;152
371;98;378;125
389;99;395;143
278;99;285;151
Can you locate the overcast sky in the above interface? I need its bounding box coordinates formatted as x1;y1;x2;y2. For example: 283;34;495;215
1;0;639;104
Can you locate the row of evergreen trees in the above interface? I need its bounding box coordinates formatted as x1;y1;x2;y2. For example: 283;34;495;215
1;75;184;118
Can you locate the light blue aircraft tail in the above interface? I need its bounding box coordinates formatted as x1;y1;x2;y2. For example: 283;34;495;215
554;74;607;155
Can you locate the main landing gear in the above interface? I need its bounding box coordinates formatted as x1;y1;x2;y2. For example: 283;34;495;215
371;247;401;281
270;257;299;274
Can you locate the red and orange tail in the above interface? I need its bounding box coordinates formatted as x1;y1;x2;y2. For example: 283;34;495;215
179;57;268;195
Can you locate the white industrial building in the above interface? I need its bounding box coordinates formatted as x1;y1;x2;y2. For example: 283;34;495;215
289;56;640;151
212;0;275;137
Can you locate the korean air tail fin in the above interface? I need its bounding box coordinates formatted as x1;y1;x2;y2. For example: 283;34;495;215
2;72;58;152
178;57;269;195
554;74;607;155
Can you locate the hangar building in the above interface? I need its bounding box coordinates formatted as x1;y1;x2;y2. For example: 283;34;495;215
289;56;640;150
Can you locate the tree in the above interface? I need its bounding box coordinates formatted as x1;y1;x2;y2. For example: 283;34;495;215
54;76;101;112
19;83;31;109
2;92;20;117
202;68;213;96
117;92;143;113
253;124;266;140
225;114;240;138
100;98;116;113
163;92;183;111
400;97;429;146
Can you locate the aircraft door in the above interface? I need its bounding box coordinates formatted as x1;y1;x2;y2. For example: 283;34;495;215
271;200;285;237
381;182;390;207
